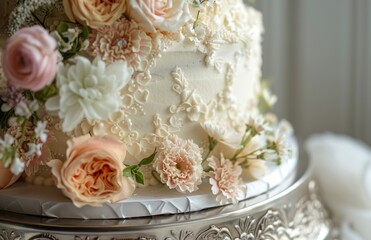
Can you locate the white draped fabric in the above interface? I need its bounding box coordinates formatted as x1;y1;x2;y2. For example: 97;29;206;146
306;133;371;240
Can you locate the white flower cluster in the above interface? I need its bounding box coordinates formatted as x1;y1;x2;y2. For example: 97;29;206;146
45;57;133;132
51;28;89;53
8;0;60;36
0;134;24;175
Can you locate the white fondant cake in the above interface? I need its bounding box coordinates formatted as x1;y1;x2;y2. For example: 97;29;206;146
0;0;296;217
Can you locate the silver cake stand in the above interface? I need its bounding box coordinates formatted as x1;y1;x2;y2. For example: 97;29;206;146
0;157;333;240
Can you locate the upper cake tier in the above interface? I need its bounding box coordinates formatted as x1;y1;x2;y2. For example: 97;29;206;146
0;0;294;208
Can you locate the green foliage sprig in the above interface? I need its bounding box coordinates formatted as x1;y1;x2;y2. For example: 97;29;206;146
123;151;157;185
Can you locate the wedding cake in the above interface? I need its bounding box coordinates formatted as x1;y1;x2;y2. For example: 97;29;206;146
0;0;328;234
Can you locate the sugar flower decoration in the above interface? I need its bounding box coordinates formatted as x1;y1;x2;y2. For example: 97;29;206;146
45;56;133;132
47;135;135;207
2;26;58;91
153;134;203;193
242;160;268;180
127;0;192;33
208;154;245;204
201;121;241;150
90;18;152;70
5;120;51;176
63;0;127;29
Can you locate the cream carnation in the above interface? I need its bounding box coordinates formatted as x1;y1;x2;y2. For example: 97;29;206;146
63;0;126;29
47;135;135;207
127;0;192;33
153;134;203;193
45;56;133;132
208;154;244;204
90;18;152;70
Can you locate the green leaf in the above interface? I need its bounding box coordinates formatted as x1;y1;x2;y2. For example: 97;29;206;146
122;166;135;177
80;25;89;40
134;171;144;185
57;22;68;34
139;151;157;166
34;83;57;102
0;101;14;129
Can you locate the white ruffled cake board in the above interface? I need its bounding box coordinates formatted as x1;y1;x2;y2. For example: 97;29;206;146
0;155;297;219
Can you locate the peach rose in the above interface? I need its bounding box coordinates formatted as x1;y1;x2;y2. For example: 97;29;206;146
128;0;192;33
2;26;58;91
47;135;135;207
63;0;127;29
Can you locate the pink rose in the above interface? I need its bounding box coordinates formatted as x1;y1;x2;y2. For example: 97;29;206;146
63;0;127;29
128;0;192;33
2;26;58;91
47;135;135;207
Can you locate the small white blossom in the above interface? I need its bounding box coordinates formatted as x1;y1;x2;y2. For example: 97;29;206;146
244;160;268;180
0;133;15;167
34;121;48;143
201;121;241;150
247;115;267;135
269;133;292;163
61;28;80;42
277;119;294;137
51;31;74;53
0;133;15;147
45;57;133;132
261;149;278;161
262;88;277;107
14;100;39;118
10;156;25;175
1;103;12;112
81;39;89;50
25;143;42;157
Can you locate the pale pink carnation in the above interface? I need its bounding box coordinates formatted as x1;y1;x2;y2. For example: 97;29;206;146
90;18;152;70
2;26;58;91
208;154;245;204
153;134;203;193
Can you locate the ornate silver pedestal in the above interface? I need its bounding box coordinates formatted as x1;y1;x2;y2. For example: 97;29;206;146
0;158;332;240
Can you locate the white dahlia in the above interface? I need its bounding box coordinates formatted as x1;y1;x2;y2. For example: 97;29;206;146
46;57;133;132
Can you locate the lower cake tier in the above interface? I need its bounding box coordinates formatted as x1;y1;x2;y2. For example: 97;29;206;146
0;157;333;240
0;154;297;219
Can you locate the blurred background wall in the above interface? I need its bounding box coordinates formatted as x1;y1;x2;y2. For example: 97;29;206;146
247;0;371;145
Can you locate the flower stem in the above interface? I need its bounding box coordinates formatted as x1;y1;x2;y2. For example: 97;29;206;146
31;12;46;28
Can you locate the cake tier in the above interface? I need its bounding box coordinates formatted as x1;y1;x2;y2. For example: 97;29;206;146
0;0;296;215
0;153;297;219
44;3;265;163
0;158;333;240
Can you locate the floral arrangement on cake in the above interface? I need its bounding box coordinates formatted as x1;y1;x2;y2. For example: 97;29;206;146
0;0;293;207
